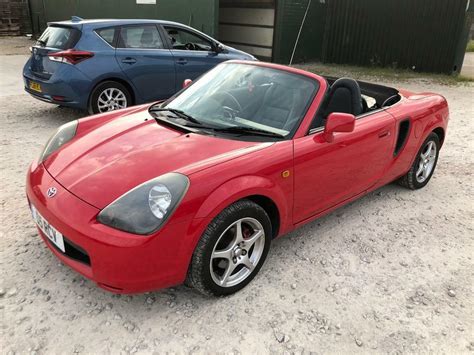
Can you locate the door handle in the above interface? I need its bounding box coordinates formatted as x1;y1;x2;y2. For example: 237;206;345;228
378;130;390;138
176;58;188;65
121;57;137;64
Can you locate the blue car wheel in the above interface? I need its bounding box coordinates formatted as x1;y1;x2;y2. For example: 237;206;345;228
89;81;133;114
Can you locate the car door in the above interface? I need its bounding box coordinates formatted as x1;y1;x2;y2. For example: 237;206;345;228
115;24;176;102
293;110;396;223
161;25;227;90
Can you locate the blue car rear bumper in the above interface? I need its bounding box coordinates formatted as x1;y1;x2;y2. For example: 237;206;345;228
23;59;91;110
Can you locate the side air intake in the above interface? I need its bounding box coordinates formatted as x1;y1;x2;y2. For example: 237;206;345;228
394;119;411;156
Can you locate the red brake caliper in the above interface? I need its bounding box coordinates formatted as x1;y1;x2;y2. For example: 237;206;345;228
242;224;252;239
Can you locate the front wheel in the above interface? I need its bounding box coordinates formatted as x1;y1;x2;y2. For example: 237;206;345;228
89;81;132;114
186;200;272;296
397;132;440;189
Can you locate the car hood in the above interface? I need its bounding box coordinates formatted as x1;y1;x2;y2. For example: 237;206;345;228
225;45;257;61
44;110;271;209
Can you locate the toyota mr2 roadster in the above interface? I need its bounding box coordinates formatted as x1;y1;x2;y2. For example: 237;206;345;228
26;61;449;296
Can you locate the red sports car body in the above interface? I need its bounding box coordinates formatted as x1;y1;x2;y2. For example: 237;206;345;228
26;61;449;295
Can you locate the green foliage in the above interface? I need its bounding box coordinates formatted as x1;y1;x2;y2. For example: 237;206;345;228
466;40;474;53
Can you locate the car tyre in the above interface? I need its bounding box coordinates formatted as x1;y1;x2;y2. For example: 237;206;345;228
186;199;272;296
89;81;132;114
397;132;440;189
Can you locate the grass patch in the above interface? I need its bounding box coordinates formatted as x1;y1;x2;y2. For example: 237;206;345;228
293;62;474;85
466;40;474;53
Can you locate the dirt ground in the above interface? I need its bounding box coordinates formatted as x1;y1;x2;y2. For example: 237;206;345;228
0;37;473;354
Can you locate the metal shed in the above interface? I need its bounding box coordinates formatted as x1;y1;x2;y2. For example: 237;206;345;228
28;0;472;74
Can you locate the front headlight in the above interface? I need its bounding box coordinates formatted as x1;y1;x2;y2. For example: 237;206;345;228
97;173;189;235
40;120;78;162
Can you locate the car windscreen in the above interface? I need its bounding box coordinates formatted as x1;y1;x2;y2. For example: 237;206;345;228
36;26;81;49
164;63;319;138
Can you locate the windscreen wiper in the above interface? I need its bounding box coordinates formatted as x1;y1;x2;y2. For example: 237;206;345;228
213;126;285;138
151;114;198;133
150;108;202;125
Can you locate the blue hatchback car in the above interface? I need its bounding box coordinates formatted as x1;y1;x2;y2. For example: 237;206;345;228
23;18;256;113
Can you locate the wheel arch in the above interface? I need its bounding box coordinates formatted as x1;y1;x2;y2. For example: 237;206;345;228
193;175;291;239
432;127;445;146
245;195;280;239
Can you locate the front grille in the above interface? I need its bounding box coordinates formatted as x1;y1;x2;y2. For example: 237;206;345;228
46;234;91;266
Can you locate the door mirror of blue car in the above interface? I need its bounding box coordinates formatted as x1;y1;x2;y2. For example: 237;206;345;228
214;43;225;53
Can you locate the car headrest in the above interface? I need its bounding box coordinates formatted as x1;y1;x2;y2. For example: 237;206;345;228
325;77;363;117
141;28;154;45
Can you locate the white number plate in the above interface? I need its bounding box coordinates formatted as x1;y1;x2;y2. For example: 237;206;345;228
31;205;65;252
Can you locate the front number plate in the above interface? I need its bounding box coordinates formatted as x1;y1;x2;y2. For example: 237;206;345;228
31;205;65;252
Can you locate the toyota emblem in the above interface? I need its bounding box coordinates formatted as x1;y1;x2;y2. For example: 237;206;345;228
47;187;57;198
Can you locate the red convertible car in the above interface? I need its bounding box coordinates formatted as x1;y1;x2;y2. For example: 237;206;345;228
26;61;448;296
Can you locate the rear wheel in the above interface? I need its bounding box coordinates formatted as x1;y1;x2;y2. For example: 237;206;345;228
186;200;272;296
89;81;132;114
397;132;440;189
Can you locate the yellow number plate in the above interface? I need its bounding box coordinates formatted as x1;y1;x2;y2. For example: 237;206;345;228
29;81;42;92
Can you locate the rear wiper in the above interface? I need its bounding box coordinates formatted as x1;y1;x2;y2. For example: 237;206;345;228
36;39;46;47
213;126;285;138
150;108;202;125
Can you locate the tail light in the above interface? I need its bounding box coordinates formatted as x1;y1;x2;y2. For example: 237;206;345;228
48;49;94;65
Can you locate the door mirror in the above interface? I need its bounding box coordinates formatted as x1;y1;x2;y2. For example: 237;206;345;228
214;43;224;53
323;112;355;143
183;79;192;89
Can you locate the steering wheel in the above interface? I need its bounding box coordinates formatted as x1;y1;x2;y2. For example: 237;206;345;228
381;94;400;108
222;106;238;120
222;92;242;112
184;42;197;50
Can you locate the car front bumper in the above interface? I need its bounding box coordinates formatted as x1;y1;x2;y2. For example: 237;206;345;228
26;162;203;293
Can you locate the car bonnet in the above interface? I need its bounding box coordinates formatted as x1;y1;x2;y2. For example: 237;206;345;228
43;109;272;209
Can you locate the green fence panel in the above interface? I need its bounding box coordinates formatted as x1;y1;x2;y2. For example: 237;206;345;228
273;0;327;64
29;0;218;37
320;0;470;74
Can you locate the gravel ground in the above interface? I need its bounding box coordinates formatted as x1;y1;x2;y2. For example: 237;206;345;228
1;38;473;354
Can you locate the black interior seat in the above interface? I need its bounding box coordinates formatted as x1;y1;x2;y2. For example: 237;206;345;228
312;78;363;129
253;83;297;129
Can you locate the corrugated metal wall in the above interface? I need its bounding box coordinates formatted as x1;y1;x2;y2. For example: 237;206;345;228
272;0;327;64
28;0;471;74
319;0;471;74
28;0;218;37
273;0;471;74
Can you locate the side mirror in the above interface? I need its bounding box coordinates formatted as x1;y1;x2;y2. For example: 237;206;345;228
214;43;224;53
323;112;355;143
182;79;192;89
